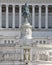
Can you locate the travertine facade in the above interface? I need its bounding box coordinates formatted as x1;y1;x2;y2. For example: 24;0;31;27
0;0;52;65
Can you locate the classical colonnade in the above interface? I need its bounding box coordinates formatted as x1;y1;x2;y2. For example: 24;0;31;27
0;4;51;29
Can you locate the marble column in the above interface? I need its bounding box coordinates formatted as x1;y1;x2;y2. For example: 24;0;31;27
45;5;48;29
21;49;24;61
19;5;22;27
0;5;2;28
39;5;41;29
30;49;32;61
6;5;8;28
13;5;15;28
32;5;35;28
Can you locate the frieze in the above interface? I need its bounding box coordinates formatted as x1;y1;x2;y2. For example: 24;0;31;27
0;0;52;4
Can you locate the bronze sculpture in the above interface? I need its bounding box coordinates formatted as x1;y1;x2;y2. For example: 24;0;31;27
22;3;30;18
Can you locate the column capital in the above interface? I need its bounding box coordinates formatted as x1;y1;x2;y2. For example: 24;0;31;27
13;5;15;7
32;5;35;7
19;5;22;7
39;5;42;7
46;5;48;7
6;4;9;6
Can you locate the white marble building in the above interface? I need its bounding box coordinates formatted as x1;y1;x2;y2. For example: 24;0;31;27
0;0;52;65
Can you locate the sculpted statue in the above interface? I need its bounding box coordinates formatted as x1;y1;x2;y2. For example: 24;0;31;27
22;3;30;18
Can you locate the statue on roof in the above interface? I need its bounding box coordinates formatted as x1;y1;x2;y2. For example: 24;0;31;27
22;3;30;18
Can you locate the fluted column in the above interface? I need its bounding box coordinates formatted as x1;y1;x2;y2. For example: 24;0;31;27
19;5;22;27
45;5;48;29
13;5;15;28
32;5;35;28
39;5;41;29
6;5;8;28
0;5;2;28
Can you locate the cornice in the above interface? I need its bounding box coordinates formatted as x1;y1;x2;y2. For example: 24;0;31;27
0;0;52;5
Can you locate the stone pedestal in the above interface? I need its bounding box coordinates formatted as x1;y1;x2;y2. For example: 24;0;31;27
28;61;32;65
